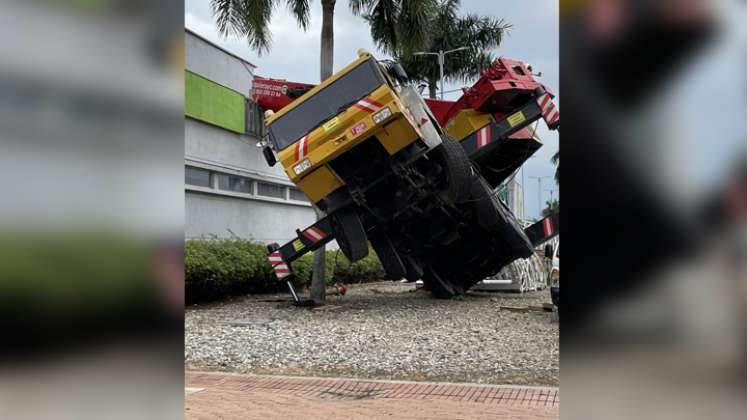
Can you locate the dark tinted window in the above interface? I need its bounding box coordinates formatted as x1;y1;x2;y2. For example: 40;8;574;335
512;65;526;76
257;182;286;199
289;188;309;202
268;59;385;150
185;166;211;187
217;173;252;194
246;100;265;137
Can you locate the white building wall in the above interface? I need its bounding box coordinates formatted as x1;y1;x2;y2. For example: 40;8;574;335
185;118;289;183
185;30;254;94
185;192;315;243
504;176;525;222
184;29;316;245
515;183;524;221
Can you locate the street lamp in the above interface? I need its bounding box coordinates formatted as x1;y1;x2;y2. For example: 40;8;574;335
413;46;470;99
529;175;551;218
544;188;556;202
521;156;537;194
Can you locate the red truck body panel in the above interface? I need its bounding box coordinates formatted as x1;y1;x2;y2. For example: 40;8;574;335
251;76;314;113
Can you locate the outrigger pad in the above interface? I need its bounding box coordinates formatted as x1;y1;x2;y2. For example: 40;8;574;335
294;298;316;307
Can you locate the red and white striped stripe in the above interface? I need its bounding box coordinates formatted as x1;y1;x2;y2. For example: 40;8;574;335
476;125;492;149
268;251;290;280
302;226;327;243
542;217;555;237
294;135;309;161
537;93;559;127
352;97;383;113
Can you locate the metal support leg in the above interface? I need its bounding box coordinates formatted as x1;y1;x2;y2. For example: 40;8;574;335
286;280;300;303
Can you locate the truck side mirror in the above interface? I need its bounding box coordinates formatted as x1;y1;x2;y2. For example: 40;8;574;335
384;61;408;85
392;63;408;81
263;145;277;167
544;244;554;259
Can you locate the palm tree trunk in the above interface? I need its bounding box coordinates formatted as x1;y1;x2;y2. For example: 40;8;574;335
310;0;336;305
319;0;336;80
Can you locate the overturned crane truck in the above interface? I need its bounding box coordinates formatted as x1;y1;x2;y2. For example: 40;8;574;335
258;52;559;304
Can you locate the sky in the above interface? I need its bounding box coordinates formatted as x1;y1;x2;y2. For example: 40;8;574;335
185;0;560;219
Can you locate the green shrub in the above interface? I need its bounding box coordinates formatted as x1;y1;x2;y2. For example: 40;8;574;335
185;239;276;303
332;249;385;284
185;239;385;303
0;232;156;320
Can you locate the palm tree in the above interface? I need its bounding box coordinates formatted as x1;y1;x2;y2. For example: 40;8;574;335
542;198;559;217
366;0;510;98
551;150;559;184
210;0;436;303
212;0;435;80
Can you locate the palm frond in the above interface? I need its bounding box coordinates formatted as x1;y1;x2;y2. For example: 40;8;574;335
369;0;510;89
395;0;438;56
367;0;401;55
212;0;318;55
211;0;246;37
349;0;372;15
286;0;311;30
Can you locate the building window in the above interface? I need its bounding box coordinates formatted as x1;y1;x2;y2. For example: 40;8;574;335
185;165;308;205
217;173;252;194
246;100;265;137
288;187;309;202
257;182;286;199
185;166;211;187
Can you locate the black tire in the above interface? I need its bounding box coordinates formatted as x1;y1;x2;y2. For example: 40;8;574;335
330;208;369;262
470;176;533;258
433;136;472;203
495;198;534;259
402;256;424;282
470;175;502;231
444;274;465;295
369;229;407;280
421;266;457;299
454;265;490;293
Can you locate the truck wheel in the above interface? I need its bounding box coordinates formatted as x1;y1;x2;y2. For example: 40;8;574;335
454;267;487;293
495;198;534;259
470;176;533;258
470;175;502;230
330;208;369;262
434;135;471;203
422;266;457;299
403;256;424;282
369;229;407;280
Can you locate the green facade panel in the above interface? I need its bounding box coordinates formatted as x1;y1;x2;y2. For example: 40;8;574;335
185;71;245;133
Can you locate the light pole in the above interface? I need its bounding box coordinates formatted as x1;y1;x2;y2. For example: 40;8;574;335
521;156;536;197
545;188;556;202
529;175;551;218
414;46;470;99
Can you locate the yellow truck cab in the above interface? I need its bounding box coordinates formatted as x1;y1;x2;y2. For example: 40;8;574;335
262;52;471;265
265;52;443;204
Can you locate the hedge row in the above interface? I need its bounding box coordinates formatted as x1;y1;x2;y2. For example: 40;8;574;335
185;239;385;303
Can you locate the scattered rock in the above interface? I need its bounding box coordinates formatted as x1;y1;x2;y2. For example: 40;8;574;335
185;281;558;386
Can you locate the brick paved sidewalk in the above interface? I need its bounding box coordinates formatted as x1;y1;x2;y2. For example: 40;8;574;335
186;371;559;420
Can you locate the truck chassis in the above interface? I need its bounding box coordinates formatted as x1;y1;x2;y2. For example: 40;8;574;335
267;86;560;304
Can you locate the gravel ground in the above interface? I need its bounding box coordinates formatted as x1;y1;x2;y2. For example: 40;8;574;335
185;281;558;386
